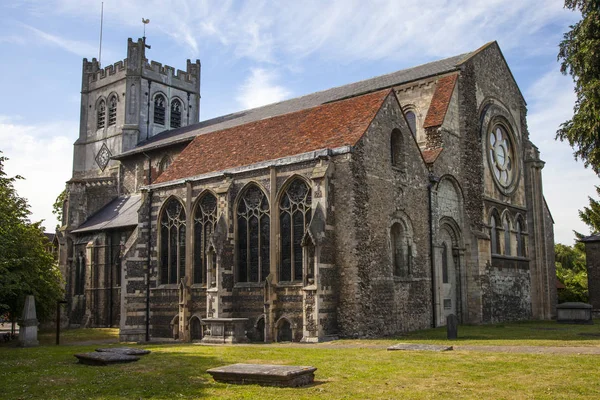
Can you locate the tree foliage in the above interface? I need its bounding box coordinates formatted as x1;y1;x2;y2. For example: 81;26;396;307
555;242;588;303
52;189;66;228
0;152;63;323
557;1;600;173
578;185;600;233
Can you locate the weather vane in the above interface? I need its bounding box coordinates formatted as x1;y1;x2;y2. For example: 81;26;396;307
142;18;151;49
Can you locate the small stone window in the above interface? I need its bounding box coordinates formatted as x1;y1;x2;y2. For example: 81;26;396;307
391;222;411;277
490;214;500;255
442;242;449;283
160;197;186;284
193;193;218;285
158;155;173;174
154;94;166;125
237;184;270;283
516;218;526;257
107;95;117;126
279;179;312;282
97;100;106;129
503;216;511;256
390;128;404;167
171;99;182;129
405;110;417;138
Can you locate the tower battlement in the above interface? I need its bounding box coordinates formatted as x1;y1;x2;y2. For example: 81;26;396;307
143;58;200;84
84;59;128;85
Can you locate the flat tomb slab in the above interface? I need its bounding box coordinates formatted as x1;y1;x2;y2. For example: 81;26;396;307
207;363;317;387
74;352;140;366
96;347;151;356
387;343;453;352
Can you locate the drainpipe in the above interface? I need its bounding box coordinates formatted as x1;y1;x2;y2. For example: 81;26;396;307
428;173;439;328
146;81;152;140
143;152;152;342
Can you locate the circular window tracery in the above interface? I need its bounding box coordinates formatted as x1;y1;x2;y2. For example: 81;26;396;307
488;124;517;191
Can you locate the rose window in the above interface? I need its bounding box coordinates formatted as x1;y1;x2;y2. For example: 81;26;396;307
488;125;514;189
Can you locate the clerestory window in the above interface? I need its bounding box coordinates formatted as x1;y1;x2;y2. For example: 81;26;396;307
160;197;186;284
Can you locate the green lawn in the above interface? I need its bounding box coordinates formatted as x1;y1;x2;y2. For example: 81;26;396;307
1;321;599;399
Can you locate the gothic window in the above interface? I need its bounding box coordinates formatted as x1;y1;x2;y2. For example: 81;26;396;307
74;251;86;295
237;185;270;283
97;100;106;129
193;193;217;285
490;214;499;255
391;222;411;277
442;242;449;283
391;128;404;167
279;179;312;282
170;99;182;129
488;123;517;191
154;94;166;125
160;197;186;284
108;95;117;126
405;110;417;138
503;216;511;256
516;218;526;257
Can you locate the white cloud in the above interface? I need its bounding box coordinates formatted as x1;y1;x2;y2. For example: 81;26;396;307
236;68;291;109
0;116;74;232
20;23;100;58
526;69;598;245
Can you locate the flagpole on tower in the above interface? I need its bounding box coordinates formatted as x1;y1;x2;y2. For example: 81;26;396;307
98;2;104;65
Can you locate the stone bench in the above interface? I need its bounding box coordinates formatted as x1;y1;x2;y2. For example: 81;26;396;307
207;363;317;387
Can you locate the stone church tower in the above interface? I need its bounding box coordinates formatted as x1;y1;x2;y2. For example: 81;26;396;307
58;38;200;327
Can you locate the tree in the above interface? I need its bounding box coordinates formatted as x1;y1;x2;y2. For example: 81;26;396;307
0;151;63;328
555;242;588;303
52;189;66;228
578;185;600;233
557;1;600;172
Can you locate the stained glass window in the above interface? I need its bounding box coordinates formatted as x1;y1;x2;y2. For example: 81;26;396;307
279;179;311;282
237;185;270;282
97;99;106;129
154;94;166;125
108;96;117;126
171;99;182;128
160;197;186;284
193;193;217;285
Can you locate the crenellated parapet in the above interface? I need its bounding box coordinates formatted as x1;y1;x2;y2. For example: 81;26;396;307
143;58;201;88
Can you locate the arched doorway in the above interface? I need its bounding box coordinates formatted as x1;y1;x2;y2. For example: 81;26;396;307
276;318;293;342
436;219;463;326
190;316;202;341
255;317;265;342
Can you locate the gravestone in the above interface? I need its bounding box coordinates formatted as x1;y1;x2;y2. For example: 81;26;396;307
556;302;593;324
207;363;317;387
447;314;458;340
387;343;453;352
74;352;140;366
96;347;151;356
18;295;39;347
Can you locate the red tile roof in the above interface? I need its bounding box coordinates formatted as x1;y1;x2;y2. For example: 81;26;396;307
422;148;443;164
423;74;458;128
155;89;392;184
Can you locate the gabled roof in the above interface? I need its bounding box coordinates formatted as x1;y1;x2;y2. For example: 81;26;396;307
115;51;471;159
72;195;141;233
423;74;458;128
154;89;393;184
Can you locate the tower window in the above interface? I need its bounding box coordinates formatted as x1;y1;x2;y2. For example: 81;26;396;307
154;94;166;125
108;96;117;126
171;99;182;129
97;100;106;129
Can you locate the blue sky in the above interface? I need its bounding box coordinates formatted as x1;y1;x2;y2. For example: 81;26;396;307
0;0;596;245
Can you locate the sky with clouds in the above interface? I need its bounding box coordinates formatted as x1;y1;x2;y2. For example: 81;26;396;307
0;0;596;245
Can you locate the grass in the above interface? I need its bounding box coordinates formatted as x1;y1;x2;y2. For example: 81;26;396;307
0;321;599;399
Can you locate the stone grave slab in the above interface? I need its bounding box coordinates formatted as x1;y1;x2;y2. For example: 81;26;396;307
74;351;140;366
96;347;151;356
207;363;317;387
387;343;453;352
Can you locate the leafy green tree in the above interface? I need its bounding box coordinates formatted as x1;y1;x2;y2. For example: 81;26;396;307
557;1;600;173
578;185;600;233
0;152;63;328
52;189;66;228
555;242;588;303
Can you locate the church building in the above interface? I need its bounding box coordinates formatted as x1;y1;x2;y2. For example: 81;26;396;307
57;37;556;342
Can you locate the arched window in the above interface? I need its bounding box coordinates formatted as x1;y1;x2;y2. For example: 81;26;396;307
405;110;417;138
390;128;404;167
279;179;312;282
237;185;270;283
490;214;499;255
154;94;166;125
159;197;186;284
97;99;106;129
108;95;117;126
170;99;182;129
442;242;449;283
391;222;411;277
503;216;511;256
516;218;526;257
158;155;173;174
193;193;217;285
74;251;86;295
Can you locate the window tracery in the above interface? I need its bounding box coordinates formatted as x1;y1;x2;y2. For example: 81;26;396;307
154;94;166;125
108;96;117;126
488;124;517;191
279;179;312;282
237;185;270;283
193;193;217;285
171;99;182;129
160;198;186;284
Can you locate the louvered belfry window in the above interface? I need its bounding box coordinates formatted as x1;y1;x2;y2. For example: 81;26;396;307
237;185;270;283
97;100;106;129
154;94;166;125
160;198;186;284
108;96;117;126
193;193;217;285
171;99;182;128
279;179;312;282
